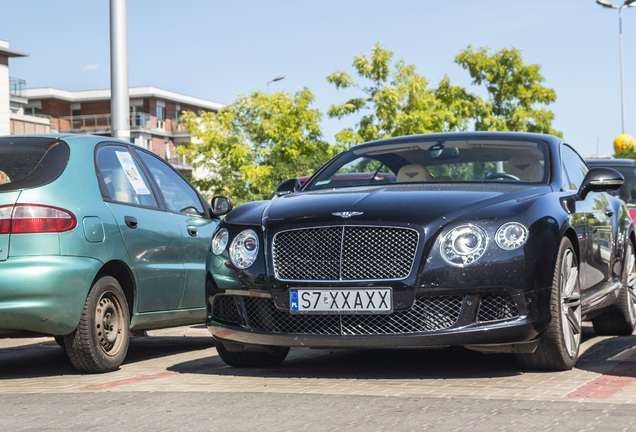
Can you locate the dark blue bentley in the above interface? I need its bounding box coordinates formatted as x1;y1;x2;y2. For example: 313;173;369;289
206;132;635;370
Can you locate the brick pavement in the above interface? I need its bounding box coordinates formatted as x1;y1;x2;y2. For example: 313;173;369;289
2;323;636;430
1;323;636;403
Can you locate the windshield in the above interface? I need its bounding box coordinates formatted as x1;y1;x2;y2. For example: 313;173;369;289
305;138;550;191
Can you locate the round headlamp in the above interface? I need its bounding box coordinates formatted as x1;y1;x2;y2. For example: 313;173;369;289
495;222;528;250
229;229;259;269
211;228;229;255
441;225;488;267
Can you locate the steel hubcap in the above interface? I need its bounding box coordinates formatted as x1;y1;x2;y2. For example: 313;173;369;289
95;293;122;354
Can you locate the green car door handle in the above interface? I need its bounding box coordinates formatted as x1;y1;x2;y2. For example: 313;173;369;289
124;216;138;229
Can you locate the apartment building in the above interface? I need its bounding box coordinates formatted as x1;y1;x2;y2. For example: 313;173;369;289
23;87;223;175
1;40;50;136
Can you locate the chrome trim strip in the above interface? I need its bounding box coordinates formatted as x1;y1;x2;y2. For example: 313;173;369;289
224;290;272;299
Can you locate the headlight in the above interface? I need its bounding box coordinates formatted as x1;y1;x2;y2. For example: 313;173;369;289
229;229;259;269
495;222;528;250
211;228;229;255
441;225;488;267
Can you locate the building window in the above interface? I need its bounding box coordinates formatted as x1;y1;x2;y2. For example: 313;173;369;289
156;105;165;129
25;106;42;116
71;108;81;129
164;138;170;159
130;103;145;127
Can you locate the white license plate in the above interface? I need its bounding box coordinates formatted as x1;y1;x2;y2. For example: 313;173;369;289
289;288;392;314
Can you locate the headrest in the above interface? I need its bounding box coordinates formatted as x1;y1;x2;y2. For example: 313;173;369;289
505;155;543;182
397;164;431;182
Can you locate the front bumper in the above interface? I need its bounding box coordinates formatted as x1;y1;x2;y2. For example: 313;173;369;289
0;256;103;335
206;286;552;351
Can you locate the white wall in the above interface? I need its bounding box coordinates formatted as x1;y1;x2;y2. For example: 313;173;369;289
0;56;9;135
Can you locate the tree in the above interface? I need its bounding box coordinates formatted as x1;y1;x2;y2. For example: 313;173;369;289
327;43;561;144
614;149;636;159
178;88;337;204
455;46;560;135
327;43;475;147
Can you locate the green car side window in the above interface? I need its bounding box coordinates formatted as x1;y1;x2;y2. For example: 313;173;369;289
96;146;158;208
133;149;206;216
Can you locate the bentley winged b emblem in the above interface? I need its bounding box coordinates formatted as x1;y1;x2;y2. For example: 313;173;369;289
332;211;363;219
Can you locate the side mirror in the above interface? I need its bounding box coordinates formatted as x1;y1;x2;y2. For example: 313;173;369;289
273;178;302;198
578;167;624;200
211;196;233;217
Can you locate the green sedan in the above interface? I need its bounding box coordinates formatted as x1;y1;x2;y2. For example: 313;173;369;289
0;134;230;373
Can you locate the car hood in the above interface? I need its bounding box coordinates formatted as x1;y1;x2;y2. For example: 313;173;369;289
226;184;553;231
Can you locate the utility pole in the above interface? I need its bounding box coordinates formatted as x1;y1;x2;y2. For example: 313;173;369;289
110;0;130;141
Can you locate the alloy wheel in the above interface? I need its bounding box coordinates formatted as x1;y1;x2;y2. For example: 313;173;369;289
560;248;581;358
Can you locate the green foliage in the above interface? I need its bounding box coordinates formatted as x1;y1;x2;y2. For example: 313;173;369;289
614;149;636;160
455;46;561;135
328;43;561;144
327;43;471;145
182;42;561;205
178;88;339;204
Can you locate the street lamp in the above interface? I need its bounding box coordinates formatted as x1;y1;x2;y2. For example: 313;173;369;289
266;75;285;94
596;0;636;134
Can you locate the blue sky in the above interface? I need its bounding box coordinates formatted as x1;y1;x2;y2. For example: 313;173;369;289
1;0;635;157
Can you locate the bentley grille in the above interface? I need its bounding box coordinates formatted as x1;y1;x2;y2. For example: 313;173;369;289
212;295;464;335
272;226;419;281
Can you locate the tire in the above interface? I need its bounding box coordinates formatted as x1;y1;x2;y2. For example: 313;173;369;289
517;237;582;370
592;241;636;336
215;341;289;368
53;335;65;348
63;276;130;373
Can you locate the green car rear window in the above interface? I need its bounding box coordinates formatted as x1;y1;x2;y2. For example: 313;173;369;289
0;137;70;192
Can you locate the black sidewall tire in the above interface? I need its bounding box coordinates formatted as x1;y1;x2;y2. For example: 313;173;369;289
64;276;130;373
591;240;636;336
215;341;289;368
518;237;581;370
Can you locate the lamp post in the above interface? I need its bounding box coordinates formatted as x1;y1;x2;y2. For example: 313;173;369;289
597;0;636;134
266;75;285;94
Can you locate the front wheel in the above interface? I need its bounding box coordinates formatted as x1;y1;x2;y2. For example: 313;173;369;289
64;275;130;373
517;237;582;370
215;341;289;368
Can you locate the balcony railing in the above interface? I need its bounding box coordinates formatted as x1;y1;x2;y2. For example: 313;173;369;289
55;112;186;133
9;77;26;97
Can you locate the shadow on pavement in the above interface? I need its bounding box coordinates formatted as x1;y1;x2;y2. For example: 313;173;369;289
0;335;214;379
170;345;524;380
170;324;636;380
576;333;636;377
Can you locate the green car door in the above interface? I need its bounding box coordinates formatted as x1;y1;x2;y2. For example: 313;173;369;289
96;144;186;312
132;149;217;310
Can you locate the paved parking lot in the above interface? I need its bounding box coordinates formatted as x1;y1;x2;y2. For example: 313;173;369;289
2;323;636;431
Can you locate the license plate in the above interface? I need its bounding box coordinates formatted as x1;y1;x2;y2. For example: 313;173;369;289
289;288;392;314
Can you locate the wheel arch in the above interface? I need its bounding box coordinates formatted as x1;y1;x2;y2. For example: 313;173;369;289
95;260;136;320
562;228;580;265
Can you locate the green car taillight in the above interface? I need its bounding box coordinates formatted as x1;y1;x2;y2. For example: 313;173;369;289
0;204;77;234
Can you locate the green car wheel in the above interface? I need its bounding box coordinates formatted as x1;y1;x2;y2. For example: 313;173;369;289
64;275;130;373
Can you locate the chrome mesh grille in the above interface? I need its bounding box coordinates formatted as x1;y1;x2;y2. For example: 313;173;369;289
272;226;419;281
477;293;519;322
241;296;463;335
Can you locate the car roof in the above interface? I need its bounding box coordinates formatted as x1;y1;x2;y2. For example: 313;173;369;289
0;133;138;147
586;158;636;167
348;131;561;153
